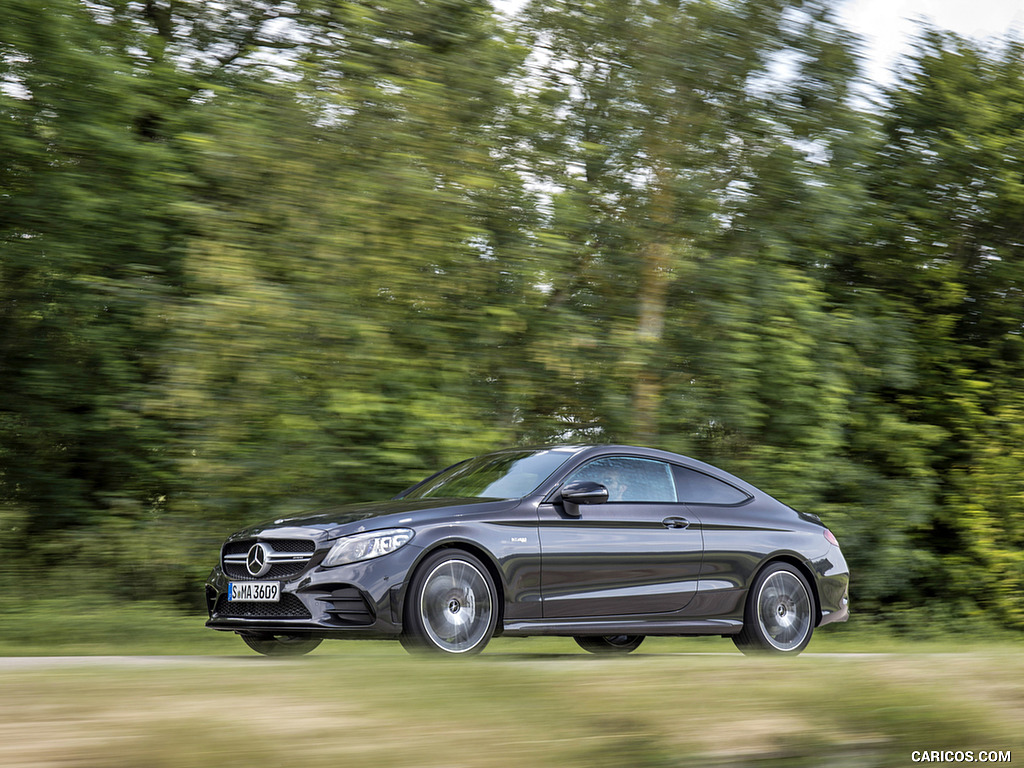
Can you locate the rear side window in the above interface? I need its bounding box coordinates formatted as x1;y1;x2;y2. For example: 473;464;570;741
673;466;750;505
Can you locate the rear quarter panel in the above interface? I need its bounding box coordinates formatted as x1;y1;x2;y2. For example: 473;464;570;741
682;499;831;621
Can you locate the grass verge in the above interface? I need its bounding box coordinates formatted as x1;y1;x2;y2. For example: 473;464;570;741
0;651;1020;767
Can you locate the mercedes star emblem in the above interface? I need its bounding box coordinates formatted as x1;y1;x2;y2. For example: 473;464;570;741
246;543;271;577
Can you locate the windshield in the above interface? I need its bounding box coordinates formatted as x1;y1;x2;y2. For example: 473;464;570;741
401;449;574;500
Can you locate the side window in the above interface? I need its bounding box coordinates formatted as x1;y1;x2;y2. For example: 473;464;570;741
673;466;750;505
565;457;677;502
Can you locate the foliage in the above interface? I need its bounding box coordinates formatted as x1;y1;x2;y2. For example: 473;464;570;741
2;0;1024;631
836;32;1024;626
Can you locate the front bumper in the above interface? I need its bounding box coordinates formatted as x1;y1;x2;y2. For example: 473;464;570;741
205;544;424;638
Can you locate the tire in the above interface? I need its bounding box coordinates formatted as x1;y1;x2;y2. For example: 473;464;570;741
733;562;814;655
240;633;323;656
401;550;498;656
574;635;645;654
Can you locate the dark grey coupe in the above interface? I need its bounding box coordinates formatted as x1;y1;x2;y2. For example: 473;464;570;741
205;444;849;656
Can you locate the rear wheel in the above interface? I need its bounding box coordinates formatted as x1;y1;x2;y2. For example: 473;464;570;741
574;635;645;654
240;633;323;656
733;562;814;655
401;550;498;656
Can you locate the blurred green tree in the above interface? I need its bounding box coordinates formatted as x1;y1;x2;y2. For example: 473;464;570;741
513;0;861;480
837;31;1024;626
0;0;322;597
0;0;186;539
1;0;1023;631
154;0;536;529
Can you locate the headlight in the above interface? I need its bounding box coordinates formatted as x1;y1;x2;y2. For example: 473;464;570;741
322;528;414;567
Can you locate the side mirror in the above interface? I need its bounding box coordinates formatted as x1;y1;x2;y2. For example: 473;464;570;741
560;481;608;517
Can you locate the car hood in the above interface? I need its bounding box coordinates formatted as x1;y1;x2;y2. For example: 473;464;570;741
227;497;521;542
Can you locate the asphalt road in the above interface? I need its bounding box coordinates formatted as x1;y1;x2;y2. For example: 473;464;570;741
0;651;897;669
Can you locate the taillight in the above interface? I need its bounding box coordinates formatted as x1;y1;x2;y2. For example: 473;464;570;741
824;529;839;547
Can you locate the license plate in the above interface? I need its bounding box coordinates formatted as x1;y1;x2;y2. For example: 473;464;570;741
228;582;280;602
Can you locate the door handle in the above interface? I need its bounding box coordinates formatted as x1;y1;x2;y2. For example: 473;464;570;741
662;516;689;529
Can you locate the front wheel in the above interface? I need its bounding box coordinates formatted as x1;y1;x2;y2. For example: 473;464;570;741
574;635;645;654
240;633;323;656
733;562;814;655
401;550;498;656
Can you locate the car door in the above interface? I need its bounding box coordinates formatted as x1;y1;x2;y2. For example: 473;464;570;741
538;456;704;618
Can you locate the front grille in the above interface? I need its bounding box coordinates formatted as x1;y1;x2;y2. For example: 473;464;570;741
214;594;312;620
225;562;310;580
222;538;316;580
235;538;316;554
223;538;316;556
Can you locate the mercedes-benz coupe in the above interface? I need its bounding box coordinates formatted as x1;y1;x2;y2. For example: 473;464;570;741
205;444;850;656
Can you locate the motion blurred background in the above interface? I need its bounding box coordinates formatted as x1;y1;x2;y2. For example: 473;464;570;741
2;0;1024;640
